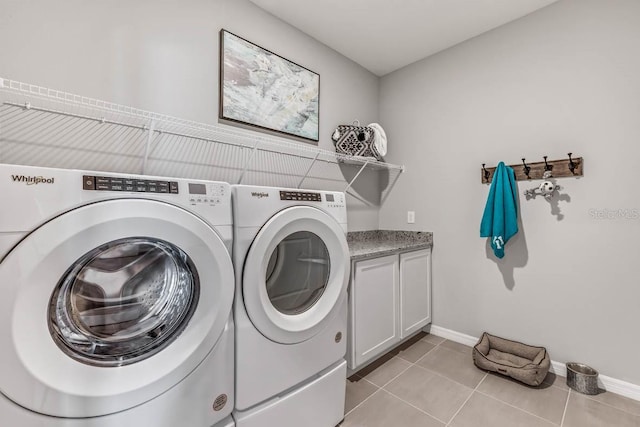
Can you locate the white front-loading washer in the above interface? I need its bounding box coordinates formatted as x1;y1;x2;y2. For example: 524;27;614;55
231;185;350;427
0;164;235;427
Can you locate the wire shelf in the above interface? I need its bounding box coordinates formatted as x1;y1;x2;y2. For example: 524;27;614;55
0;77;404;197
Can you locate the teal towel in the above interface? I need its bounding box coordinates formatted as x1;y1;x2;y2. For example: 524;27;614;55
480;162;518;258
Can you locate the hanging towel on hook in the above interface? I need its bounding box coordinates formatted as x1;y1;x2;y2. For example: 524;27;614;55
480;162;519;258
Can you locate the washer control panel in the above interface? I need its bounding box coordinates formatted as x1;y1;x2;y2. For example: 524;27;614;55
82;175;227;206
83;175;178;193
324;192;345;208
188;182;227;205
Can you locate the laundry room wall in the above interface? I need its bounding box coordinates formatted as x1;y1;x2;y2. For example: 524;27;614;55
0;0;380;230
379;0;640;386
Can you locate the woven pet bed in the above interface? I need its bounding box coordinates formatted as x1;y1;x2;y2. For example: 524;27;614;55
472;332;550;386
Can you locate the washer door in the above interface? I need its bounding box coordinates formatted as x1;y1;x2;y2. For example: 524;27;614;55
0;199;233;418
242;206;349;344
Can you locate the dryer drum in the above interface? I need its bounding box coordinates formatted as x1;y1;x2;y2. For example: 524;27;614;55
265;231;330;316
48;237;200;367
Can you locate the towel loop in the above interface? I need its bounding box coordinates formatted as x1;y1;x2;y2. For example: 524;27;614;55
522;158;531;179
482;163;490;182
568;152;576;174
543;156;553;172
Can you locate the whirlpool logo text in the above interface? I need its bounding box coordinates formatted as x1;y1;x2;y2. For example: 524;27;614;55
11;175;55;185
250;192;269;198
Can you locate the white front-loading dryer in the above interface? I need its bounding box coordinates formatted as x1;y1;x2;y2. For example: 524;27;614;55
232;185;350;427
0;164;235;427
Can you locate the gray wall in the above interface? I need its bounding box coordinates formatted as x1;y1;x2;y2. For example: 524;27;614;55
379;0;640;385
0;0;380;230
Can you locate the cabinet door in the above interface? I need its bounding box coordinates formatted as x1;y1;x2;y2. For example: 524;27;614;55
400;249;431;339
351;254;399;368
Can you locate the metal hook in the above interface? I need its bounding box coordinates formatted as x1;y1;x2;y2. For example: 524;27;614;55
543;155;552;172
568;152;576;174
522;158;531;178
482;163;490;182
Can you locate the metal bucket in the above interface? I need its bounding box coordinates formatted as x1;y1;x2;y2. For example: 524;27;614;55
566;362;599;395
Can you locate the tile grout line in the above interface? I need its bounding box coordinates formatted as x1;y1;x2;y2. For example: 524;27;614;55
382;388;450;425
582;392;640;417
411;347;485;391
377;339;454;424
357;336;640;425
474;389;561;426
426;338;576;424
412;343;460;366
344;374;384;418
355;337;458;425
546;380;569;392
422;337;572;424
445;372;488;427
343;386;382;418
425;337;640;422
396;340;439;364
345;356;415;418
358;376;379;387
414;339;496;394
560;389;571;426
344;337;438;419
559;386;640;419
412;361;483;390
343;369;391;416
421;338;446;347
376;356;415;388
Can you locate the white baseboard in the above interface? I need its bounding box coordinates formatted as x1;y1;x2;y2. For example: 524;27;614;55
429;324;640;402
429;325;478;347
549;360;566;377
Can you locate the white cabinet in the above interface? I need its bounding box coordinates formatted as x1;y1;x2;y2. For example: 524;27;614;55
400;249;432;338
348;248;431;370
350;254;399;369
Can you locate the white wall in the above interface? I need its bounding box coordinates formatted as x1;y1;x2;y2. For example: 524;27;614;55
379;0;640;385
0;0;380;230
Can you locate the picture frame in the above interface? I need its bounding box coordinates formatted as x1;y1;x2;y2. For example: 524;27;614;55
219;29;320;143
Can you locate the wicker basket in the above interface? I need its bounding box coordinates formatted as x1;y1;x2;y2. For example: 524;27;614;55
331;122;379;160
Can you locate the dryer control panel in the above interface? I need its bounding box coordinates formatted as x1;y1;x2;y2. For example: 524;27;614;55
279;190;345;208
280;191;321;202
233;185;347;227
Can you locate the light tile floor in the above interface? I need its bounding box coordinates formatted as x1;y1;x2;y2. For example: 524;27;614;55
341;333;640;426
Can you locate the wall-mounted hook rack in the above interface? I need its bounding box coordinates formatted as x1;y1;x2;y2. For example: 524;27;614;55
482;163;490;182
481;155;583;183
522;158;531;179
568;152;577;174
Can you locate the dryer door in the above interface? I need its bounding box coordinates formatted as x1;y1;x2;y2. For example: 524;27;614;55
0;199;233;418
242;206;349;344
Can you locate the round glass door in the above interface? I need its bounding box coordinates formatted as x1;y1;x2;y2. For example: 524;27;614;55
0;199;234;418
242;206;349;344
266;231;330;315
49;237;199;367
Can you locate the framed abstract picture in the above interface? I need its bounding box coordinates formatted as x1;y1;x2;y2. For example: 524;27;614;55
219;29;320;142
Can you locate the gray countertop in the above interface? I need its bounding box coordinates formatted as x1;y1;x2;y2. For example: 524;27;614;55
347;230;433;261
